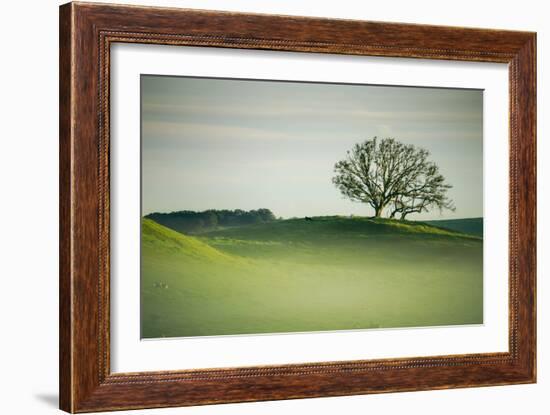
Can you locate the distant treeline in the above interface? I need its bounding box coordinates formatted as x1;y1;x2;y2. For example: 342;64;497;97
145;209;277;234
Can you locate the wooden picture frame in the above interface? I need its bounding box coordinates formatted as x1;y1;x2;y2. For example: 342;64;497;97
59;2;536;412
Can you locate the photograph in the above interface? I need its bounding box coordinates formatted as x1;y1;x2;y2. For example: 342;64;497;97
140;75;484;339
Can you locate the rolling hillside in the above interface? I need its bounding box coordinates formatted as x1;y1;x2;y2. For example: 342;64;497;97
141;216;483;338
424;217;483;237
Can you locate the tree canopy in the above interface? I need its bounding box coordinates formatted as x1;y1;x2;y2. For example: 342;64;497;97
332;137;454;219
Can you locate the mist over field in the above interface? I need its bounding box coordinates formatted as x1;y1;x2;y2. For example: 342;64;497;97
141;215;483;338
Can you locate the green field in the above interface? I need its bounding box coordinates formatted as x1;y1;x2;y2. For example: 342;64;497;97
141;216;483;338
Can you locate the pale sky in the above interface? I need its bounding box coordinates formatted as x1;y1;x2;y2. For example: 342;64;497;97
141;75;483;220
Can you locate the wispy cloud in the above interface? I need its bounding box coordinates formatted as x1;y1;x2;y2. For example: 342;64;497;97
142;120;294;144
143;101;482;124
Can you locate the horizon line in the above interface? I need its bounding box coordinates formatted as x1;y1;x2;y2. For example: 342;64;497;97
143;210;483;221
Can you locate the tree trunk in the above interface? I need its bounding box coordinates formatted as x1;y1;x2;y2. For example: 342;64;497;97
400;212;409;220
374;206;383;217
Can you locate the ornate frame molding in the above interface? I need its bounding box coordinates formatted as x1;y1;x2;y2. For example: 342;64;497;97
60;2;536;412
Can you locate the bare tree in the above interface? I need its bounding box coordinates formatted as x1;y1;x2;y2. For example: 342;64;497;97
332;137;454;219
388;163;455;220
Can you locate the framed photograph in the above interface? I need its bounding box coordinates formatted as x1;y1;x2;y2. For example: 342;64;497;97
59;2;536;412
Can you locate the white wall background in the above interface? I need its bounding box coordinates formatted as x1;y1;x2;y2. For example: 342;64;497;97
0;1;546;414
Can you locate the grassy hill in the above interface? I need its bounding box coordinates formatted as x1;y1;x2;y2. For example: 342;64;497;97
141;216;483;338
142;218;235;262
424;218;483;237
202;216;479;241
